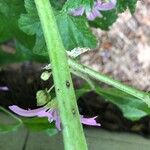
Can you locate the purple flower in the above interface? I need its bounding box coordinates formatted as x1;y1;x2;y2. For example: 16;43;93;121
80;115;100;126
70;0;117;21
95;0;117;11
9;105;100;130
71;6;85;16
0;86;9;91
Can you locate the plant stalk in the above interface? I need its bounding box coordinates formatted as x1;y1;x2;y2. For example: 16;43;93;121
69;59;150;106
34;0;87;150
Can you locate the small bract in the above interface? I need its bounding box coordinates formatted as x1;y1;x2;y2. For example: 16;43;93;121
41;71;51;81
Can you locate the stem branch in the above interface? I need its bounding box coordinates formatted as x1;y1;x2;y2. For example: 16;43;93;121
69;59;150;106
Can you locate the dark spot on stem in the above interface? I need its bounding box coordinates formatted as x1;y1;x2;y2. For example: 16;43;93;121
72;108;76;115
66;80;70;88
73;69;76;72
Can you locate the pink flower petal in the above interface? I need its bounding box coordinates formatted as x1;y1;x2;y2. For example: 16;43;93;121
0;86;9;91
81;116;101;126
55;115;61;130
70;6;85;16
48;109;61;130
9;105;62;130
9;105;47;117
9;105;100;130
95;0;117;11
70;0;116;20
86;8;102;20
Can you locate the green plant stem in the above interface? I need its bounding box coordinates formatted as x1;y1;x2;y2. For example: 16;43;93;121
71;68;96;90
34;0;87;150
69;59;150;106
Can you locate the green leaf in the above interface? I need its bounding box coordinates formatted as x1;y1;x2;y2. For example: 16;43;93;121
50;0;66;10
0;0;24;42
63;0;94;10
0;0;35;50
76;84;150;121
95;88;150;121
90;10;118;30
117;0;137;14
56;13;97;50
19;0;97;56
18;0;48;56
22;117;56;132
0;107;22;133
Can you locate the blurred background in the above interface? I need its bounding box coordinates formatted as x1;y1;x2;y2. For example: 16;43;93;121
1;1;150;149
81;0;150;91
0;0;150;134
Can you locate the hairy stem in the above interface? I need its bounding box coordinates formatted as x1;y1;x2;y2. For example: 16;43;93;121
69;59;150;106
34;0;87;150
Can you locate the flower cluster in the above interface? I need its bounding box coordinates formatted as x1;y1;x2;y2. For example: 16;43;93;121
70;0;117;21
9;104;100;130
